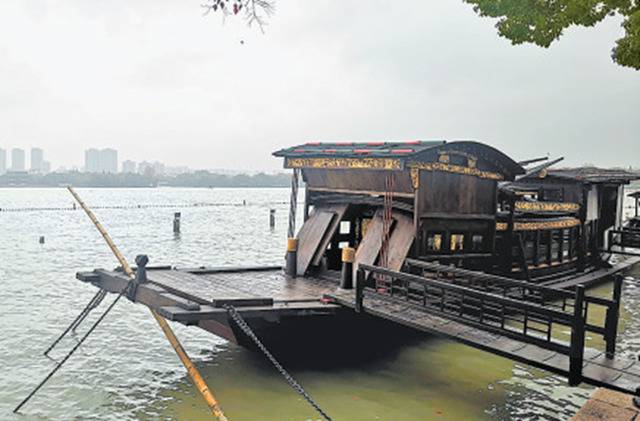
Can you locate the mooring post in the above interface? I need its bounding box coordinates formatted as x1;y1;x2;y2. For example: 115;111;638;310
173;212;181;233
569;284;585;386
355;268;365;313
39;236;45;244
340;247;355;289
270;209;276;229
605;274;623;359
285;237;298;277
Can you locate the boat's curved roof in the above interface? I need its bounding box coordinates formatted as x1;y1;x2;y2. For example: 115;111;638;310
273;139;524;180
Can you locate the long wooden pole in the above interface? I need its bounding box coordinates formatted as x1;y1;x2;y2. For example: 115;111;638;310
68;187;228;421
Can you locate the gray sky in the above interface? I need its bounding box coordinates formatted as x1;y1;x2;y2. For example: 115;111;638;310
0;1;638;172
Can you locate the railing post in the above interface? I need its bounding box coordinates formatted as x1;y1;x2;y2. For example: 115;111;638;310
605;274;623;359
355;268;365;313
340;247;355;289
285;238;298;278
569;284;585;386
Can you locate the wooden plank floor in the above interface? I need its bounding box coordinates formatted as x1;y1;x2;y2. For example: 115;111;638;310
147;268;341;305
327;289;640;394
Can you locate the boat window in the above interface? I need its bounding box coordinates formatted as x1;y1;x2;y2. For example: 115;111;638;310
426;233;443;251
340;221;350;234
451;234;464;252
471;235;484;252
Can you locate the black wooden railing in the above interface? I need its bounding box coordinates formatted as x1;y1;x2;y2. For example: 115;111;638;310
355;263;623;385
608;228;640;253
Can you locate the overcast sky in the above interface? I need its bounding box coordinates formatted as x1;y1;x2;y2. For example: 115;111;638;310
0;1;638;172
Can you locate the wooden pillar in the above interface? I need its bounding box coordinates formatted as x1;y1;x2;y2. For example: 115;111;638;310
504;196;516;273
533;230;540;267
577;186;588;272
303;185;310;222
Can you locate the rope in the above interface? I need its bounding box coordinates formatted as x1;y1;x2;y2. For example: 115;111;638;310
378;173;395;289
14;285;129;413
0;201;289;213
288;169;300;239
226;305;332;421
43;289;107;357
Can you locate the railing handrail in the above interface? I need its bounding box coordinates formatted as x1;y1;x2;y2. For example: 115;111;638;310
405;258;575;299
359;263;576;324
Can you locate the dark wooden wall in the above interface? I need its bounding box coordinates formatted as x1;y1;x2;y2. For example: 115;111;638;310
303;169;413;195
418;171;496;215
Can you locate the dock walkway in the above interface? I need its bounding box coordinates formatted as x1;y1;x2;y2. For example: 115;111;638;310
328;288;640;394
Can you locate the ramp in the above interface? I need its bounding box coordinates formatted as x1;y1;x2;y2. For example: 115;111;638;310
326;263;639;394
354;210;414;276
296;204;348;276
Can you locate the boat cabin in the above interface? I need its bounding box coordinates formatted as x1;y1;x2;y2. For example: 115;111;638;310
273;141;638;285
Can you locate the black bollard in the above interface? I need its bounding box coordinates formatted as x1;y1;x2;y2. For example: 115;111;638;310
269;209;276;229
285;237;298;277
39;236;45;244
173;212;181;233
340;247;355;289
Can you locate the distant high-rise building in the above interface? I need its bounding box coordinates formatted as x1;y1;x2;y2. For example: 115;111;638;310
84;148;118;173
42;161;51;174
85;148;100;173
122;160;137;173
11;148;25;172
100;148;118;173
30;147;44;173
138;161;153;175
0;148;6;175
152;161;165;176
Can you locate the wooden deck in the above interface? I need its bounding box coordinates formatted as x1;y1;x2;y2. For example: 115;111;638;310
77;266;342;342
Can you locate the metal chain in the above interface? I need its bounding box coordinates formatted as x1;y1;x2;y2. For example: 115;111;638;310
225;305;332;421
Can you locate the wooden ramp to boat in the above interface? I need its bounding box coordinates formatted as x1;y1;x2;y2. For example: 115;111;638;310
326;262;640;394
77;265;342;341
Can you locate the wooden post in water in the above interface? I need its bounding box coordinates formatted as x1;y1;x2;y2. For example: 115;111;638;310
270;209;276;229
173;212;181;233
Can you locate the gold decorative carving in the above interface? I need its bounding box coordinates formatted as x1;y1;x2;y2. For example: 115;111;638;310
410;168;420;189
438;153;450;164
515;201;580;213
496;218;581;232
285;157;401;170
408;161;504;181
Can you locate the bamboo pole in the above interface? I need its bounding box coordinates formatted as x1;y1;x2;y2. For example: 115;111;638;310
67;187;228;420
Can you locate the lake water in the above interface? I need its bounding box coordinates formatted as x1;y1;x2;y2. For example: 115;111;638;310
1;187;639;420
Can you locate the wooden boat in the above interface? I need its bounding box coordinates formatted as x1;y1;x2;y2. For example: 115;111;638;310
76;140;640;392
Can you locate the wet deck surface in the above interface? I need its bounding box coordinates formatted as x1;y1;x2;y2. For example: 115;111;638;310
327;289;640;395
147;267;341;305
